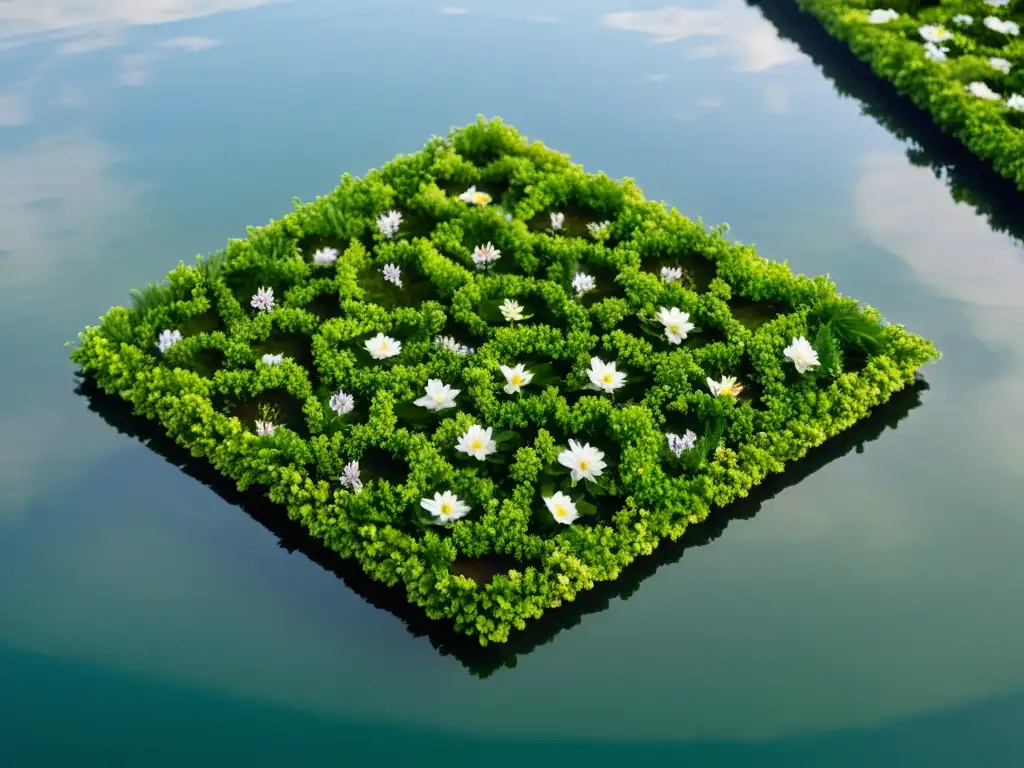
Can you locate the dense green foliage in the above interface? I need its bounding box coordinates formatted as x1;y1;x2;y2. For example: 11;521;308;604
71;118;939;644
796;0;1024;190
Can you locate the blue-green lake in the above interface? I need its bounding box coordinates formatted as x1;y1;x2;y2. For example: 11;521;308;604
1;1;1022;764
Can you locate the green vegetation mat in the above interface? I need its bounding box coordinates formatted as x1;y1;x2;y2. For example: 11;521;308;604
71;118;940;645
796;0;1024;190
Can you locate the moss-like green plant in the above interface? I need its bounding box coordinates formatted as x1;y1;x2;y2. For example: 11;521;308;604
793;0;1024;191
71;118;940;645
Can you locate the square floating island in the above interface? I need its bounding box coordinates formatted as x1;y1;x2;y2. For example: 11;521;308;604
795;0;1024;189
72;118;940;645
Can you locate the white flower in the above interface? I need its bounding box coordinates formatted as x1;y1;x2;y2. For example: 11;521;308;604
572;271;596;297
550;211;565;232
918;24;952;43
783;336;820;374
364;332;402;359
661;266;684;283
458;185;492;205
587;357;627;394
986;0;1009;7
312;247;338;265
1008;93;1024;110
500;298;525;322
544;492;579;525
657;306;695;344
255;420;277;437
867;9;898;23
500;363;534;394
586;220;611;238
329;389;355;416
953;14;973;26
251;286;275;312
381;262;402;287
984;16;1020;35
339;460;363;493
557;439;607;483
990;57;1012;74
376;209;402;238
707;375;744;398
666;430;698;457
261;353;284;366
156;329;183;354
433;335;474;355
421;490;471;523
924;42;948;62
413;378;460;410
967;81;1001;100
456;424;497;461
472;242;501;267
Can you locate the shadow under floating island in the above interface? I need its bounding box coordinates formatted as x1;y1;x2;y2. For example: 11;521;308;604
74;374;930;678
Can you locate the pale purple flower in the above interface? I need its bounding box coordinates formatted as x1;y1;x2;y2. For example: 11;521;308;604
472;242;501;267
312;247;338;265
666;430;698;457
433;335;474;356
255;420;277;437
251;286;275;312
382;263;402;287
572;271;596;297
329;389;355;416
661;266;684;283
586;220;611;238
376;210;402;238
340;460;363;493
156;329;182;354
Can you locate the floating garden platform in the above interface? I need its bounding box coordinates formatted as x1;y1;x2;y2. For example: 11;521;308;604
794;0;1024;190
72;118;939;645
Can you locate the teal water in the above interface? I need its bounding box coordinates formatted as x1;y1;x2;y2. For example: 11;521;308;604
1;0;1023;764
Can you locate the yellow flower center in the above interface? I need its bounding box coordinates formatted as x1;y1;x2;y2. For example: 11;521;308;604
471;439;482;450
378;343;388;352
602;373;612;383
434;393;444;402
440;502;451;515
578;460;589;471
554;505;567;518
511;374;523;385
669;324;680;334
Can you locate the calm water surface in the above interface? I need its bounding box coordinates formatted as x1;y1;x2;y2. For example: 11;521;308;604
1;1;1023;764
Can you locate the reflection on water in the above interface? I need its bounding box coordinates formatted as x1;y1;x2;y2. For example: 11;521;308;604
74;374;930;677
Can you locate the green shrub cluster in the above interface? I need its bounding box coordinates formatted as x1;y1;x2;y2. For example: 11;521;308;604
71;118;939;644
796;0;1024;190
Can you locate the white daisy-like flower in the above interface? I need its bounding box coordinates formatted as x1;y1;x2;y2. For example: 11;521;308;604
312;247;339;265
783;336;820;374
867;8;898;24
544;491;579;525
381;262;402;287
421;490;471;523
657;306;695;344
953;14;973;26
586;220;611;238
707;375;744;398
413;378;460;410
661;266;684;283
251;286;275;312
918;24;952;43
458;185;492;206
550;211;565;232
557;439;607;483
156;329;183;354
376;209;403;238
329;389;355;416
255;420;277;437
472;242;501;267
572;271;596;297
924;41;949;62
586;357;627;394
990;57;1012;74
666;430;698;457
261;353;284;366
1007;93;1024;110
984;16;1020;35
500;363;534;394
967;81;1001;100
339;460;363;493
433;335;474;356
455;424;497;461
364;333;402;360
500;298;525;322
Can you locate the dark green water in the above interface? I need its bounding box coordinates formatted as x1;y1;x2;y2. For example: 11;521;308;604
1;1;1022;764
